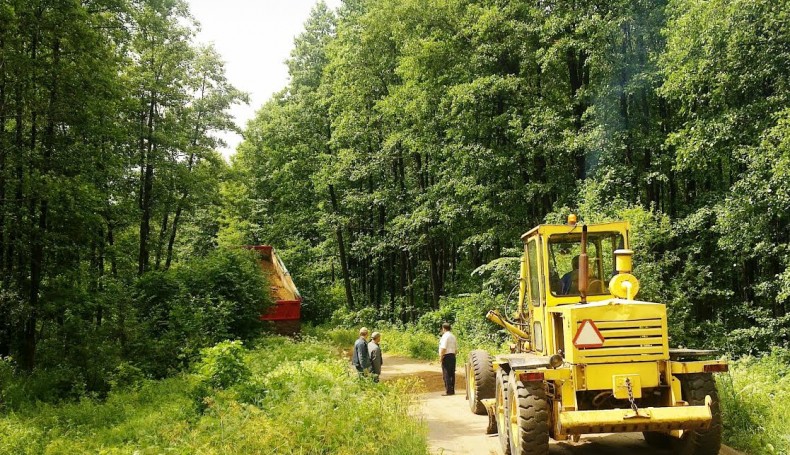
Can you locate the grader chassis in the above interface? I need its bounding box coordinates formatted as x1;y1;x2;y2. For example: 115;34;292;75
464;216;727;455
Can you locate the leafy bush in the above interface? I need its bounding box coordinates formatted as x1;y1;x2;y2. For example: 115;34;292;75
0;420;44;455
128;248;271;377
718;348;790;455
330;306;383;329
194;340;251;391
307;326;359;349
0;336;428;455
192;340;252;412
381;328;438;360
108;361;146;391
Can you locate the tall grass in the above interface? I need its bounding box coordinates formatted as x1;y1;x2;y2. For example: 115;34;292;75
717;348;790;455
0;337;428;455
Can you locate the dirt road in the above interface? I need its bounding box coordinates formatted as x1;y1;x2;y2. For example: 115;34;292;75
380;355;742;455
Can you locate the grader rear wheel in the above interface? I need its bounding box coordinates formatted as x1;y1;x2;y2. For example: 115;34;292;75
508;374;549;455
466;350;495;415
674;373;723;455
495;369;511;455
643;373;722;454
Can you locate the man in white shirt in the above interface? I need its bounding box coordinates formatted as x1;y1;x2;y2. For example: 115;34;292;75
438;322;457;395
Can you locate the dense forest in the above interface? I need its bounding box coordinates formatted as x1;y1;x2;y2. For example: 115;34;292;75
234;0;790;354
0;0;789;397
0;0;269;388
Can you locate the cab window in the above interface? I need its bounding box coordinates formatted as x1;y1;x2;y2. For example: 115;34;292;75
548;232;624;297
527;238;541;306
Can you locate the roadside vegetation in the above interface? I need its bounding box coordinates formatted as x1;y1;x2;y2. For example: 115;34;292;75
2;0;789;453
0;337;428;455
718;349;790;455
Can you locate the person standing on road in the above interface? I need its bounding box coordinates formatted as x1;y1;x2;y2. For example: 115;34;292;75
352;327;371;377
439;322;457;395
368;332;383;382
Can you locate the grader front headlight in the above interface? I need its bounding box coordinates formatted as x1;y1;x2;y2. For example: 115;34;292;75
609;273;640;300
610;249;640;299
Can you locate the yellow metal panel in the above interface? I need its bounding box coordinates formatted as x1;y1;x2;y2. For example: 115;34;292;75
558;398;712;435
571;302;666;322
542;368;572;381
560;378;577;410
594;320;663;329
564;302;669;364
602;336;664;347
577;354;666;364
613;375;642;399
601;328;664;337
530;221;631;239
580;346;665;357
580;362;661;391
518;254;527;315
670;360;728;375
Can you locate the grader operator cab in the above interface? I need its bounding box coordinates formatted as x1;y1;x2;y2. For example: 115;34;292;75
465;216;727;455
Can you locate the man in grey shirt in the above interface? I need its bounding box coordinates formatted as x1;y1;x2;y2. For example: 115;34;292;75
352;327;370;377
368;332;383;382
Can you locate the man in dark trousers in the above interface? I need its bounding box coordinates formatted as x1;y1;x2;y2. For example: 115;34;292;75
368;331;383;382
352;327;370;377
438;322;457;395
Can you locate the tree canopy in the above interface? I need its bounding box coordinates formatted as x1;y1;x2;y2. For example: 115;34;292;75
234;0;790;353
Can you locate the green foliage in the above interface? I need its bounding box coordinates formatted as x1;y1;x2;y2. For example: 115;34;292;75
381;329;439;361
226;0;790;360
307;326;359;349
418;293;507;354
127;248;270;377
194;340;250;391
330;306;383;329
0;337;428;455
718;348;790;454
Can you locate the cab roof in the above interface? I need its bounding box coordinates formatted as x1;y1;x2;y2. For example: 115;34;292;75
520;221;630;241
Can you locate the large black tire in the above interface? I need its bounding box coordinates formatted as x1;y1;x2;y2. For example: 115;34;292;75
643;373;722;454
674;373;723;455
496;369;511;455
466;350;496;415
508;374;550;455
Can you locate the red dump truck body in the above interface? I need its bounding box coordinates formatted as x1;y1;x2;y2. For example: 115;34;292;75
243;246;302;331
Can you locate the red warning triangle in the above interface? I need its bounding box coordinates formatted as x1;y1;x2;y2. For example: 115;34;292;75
573;319;605;349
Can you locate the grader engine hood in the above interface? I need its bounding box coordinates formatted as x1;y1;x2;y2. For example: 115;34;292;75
546;300;718;436
554;299;669;365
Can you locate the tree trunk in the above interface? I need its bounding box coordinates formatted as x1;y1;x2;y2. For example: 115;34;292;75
154;210;169;270
0;77;6;282
138;94;156;276
24;36;59;371
567;47;588;180
427;239;442;309
329;184;354;309
388;252;396;320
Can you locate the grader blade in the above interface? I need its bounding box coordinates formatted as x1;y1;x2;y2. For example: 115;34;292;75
558;396;713;435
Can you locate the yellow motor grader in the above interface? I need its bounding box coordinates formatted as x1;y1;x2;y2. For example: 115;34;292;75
464;216;727;455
